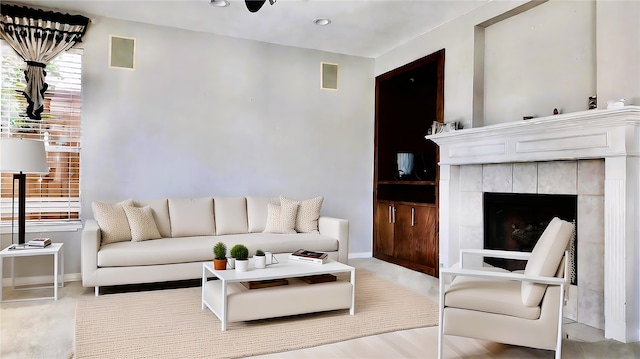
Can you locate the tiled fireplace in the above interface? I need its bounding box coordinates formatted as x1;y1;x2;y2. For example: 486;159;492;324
427;106;640;343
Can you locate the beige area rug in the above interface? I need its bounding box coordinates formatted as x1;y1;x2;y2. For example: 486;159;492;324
75;270;439;359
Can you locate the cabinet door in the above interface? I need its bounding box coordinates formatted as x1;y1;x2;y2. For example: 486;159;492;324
393;204;415;261
374;202;395;257
393;204;438;273
412;205;438;271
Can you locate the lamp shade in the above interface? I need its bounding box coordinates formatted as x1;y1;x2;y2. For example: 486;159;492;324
0;138;49;174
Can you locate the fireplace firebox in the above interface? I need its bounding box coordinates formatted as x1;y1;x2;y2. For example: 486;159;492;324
483;192;577;284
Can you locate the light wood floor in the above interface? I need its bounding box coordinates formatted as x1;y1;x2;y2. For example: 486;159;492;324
2;257;639;358
251;258;640;359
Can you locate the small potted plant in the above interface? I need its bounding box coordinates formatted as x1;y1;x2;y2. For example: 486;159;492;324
230;244;249;272
212;242;227;270
254;249;266;269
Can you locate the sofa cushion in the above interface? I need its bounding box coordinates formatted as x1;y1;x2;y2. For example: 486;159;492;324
522;217;574;307
134;198;170;238
214;197;248;235
263;202;298;234
246;196;279;233
123;205;161;242
92;199;134;244
280;195;323;233
168;197;215;237
96;233;339;267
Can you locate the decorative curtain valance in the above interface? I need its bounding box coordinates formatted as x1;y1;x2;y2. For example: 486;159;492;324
0;5;89;120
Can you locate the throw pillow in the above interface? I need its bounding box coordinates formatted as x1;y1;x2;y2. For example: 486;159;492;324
123;205;162;242
262;202;298;234
92;199;134;245
246;196;280;233
280;195;324;233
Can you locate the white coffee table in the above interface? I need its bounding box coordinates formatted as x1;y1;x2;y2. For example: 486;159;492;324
0;243;64;302
202;253;355;331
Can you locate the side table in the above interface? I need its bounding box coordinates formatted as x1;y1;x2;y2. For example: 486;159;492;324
0;243;64;302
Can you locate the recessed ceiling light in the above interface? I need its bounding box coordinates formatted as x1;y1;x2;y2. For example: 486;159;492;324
210;0;230;7
314;18;331;26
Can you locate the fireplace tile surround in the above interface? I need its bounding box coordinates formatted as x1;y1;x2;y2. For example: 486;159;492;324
427;106;640;343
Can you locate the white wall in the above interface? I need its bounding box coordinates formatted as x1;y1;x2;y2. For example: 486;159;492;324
3;16;375;280
376;0;640;129
483;0;596;124
81;19;375;247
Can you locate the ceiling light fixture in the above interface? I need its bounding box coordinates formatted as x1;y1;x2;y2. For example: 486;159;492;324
314;18;331;26
209;0;230;7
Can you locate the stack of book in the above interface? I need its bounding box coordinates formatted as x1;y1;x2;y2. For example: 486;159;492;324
28;238;51;247
288;249;328;264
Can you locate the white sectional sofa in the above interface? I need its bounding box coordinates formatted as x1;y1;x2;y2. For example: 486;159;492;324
81;196;349;295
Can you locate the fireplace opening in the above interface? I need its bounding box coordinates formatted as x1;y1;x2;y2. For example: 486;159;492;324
483;192;577;285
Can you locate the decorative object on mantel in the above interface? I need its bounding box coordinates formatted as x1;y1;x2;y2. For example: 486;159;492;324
588;95;597;109
523;116;535;120
430;121;460;135
553;108;559;115
607;99;625;109
0;5;90;120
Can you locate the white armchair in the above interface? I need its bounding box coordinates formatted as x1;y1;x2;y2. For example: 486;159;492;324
438;217;574;359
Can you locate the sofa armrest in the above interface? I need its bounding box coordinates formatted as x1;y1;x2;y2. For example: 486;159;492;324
81;219;101;287
318;216;349;264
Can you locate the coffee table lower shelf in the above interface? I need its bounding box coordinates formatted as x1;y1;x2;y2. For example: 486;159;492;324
202;276;353;330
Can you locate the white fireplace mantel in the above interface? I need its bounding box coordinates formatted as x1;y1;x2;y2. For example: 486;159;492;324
427;106;640;343
426;106;640;165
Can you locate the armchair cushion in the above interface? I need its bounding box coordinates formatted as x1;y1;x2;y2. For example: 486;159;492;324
521;217;574;307
445;269;541;320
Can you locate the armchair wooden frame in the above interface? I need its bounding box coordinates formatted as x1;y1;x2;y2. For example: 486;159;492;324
438;248;569;359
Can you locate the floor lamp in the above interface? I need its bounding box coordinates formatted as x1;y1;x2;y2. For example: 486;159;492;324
0;138;49;249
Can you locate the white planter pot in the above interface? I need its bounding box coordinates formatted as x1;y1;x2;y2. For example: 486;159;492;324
235;259;248;272
227;257;235;269
254;255;266;269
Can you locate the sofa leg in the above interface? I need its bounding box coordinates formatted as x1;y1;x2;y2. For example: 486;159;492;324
95;286;99;296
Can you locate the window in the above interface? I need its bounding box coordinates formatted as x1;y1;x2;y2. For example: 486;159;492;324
1;40;82;229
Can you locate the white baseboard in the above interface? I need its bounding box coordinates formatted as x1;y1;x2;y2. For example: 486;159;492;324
348;252;372;259
2;273;81;287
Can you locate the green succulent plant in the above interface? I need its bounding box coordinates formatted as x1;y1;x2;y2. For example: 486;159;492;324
213;242;227;260
230;244;249;260
255;249;265;256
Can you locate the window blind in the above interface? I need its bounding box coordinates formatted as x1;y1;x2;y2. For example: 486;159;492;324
1;40;82;225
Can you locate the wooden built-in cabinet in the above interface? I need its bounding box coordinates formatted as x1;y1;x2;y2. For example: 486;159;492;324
373;49;444;277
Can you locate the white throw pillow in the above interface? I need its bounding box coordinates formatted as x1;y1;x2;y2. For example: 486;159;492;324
168;197;216;237
280;195;324;233
123;205;161;242
262;202;298;234
133;198;170;238
92;199;134;245
246;196;279;233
